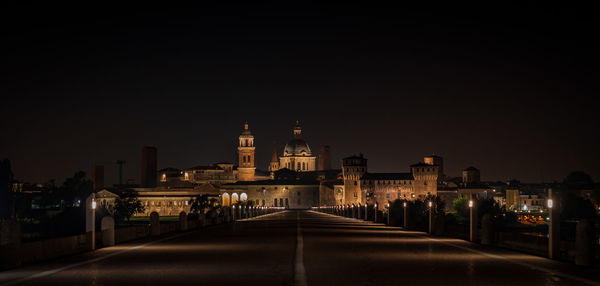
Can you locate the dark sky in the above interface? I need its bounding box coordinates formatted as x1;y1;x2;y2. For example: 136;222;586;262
1;2;598;185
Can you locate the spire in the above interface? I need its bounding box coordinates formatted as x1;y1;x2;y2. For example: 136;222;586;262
244;122;248;130
293;120;302;138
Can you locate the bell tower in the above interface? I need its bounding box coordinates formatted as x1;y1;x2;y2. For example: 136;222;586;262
238;122;256;181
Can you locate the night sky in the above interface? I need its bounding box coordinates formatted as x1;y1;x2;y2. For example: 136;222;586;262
1;2;598;185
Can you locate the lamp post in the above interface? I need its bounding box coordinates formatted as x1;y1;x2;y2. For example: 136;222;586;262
403;201;408;228
91;193;96;251
364;203;368;220
386;203;390;225
548;188;559;259
374;203;378;222
428;201;433;234
469;194;477;242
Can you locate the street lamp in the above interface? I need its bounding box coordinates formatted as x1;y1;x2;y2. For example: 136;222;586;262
374;203;378;222
91;193;96;251
428;200;433;234
468;200;473;208
547;199;553;209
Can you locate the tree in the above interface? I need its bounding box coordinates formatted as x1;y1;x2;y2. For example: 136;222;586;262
453;195;469;220
54;171;93;207
0;159;14;219
189;195;220;219
559;171;598;220
114;189;145;222
388;199;405;226
564;171;593;189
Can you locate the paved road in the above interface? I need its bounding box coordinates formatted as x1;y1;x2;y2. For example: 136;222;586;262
1;210;599;286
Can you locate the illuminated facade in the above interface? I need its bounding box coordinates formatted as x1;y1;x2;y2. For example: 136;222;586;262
220;180;320;208
338;155;439;209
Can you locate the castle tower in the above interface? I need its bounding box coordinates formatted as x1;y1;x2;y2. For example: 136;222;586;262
237;122;256;181
342;154;368;204
318;145;331;171
462;166;480;186
410;163;439;198
424;154;444;182
268;143;280;176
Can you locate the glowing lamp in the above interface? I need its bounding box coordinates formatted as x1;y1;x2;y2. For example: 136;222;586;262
92;200;97;210
468;200;473;208
547;199;553;209
374;203;378;208
403;202;407;207
428;201;432;208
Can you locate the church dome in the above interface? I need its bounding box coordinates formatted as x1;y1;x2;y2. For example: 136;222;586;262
283;120;312;156
284;138;312;155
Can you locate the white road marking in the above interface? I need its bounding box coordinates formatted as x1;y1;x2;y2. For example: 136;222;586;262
295;212;308;286
237;210;288;221
313;210;600;286
423;236;600;286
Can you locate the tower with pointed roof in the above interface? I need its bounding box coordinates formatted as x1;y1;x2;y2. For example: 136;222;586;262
237;122;256;181
268;143;280;176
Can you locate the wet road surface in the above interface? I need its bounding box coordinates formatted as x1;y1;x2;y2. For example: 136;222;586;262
1;210;599;286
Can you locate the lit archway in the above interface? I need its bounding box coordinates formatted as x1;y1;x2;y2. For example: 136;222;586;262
240;193;248;202
222;193;230;206
232;193;239;204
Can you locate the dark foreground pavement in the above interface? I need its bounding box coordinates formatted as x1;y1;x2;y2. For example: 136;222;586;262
1;210;599;286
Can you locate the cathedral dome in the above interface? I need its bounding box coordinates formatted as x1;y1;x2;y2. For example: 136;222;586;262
283;120;312;156
284;138;312;155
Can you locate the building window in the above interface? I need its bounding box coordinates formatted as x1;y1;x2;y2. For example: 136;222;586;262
297;162;301;170
298;199;301;205
274;198;277;206
161;174;166;182
280;198;283;207
243;156;246;163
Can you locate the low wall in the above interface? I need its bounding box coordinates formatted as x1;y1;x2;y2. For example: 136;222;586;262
496;232;547;256
2;211;279;270
1;232;91;269
115;225;150;244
